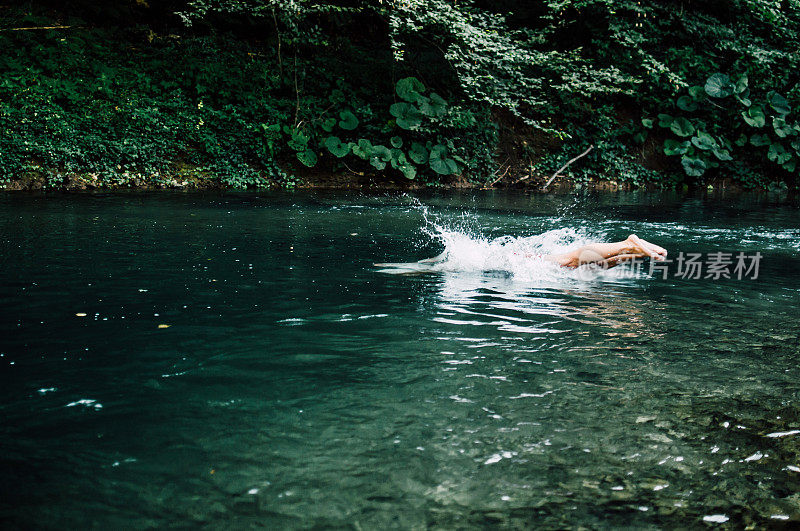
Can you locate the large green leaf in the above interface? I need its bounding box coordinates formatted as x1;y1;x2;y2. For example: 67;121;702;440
704;73;733;98
670;117;695;137
419;92;447;117
681;156;707;177
742;105;766;128
768;143;792;164
390;136;403;148
712;148;733;161
287;129;309;152
369;145;392;171
324;136;350;158
428;145;459;175
398;163;417;180
338;110;359;130
691;131;717;150
750;133;772;147
657;113;673;128
395;77;425;103
390;102;423;130
676;96;697;112
734;74;749;94
688;86;705;100
321;117;336;133
389;148;406;167
663;139;690;156
409;142;428;164
296;148;317;167
352;138;373;160
770;93;791;115
773;117;794;138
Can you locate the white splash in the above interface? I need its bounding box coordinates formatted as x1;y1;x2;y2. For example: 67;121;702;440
378;209;640;283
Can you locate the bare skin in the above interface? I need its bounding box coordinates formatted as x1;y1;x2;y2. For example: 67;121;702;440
544;234;667;269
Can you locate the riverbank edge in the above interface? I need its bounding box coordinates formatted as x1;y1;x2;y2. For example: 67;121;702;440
0;165;770;195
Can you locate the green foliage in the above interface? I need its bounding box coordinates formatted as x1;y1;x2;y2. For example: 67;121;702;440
4;0;800;190
648;70;800;184
289;77;465;181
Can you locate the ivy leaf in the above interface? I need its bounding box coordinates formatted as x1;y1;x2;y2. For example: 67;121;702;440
296;148;317;167
704;73;733;98
670;117;695;137
773;117;794;138
390;136;403;148
676;96;697;112
681;156;707;176
750;133;772;147
735;134;749;147
742;105;766;128
641;118;654;129
390;102;423;130
409;142;428;164
770;93;791;115
792;139;800;155
663;139;690;156
429;145;459;175
691;131;717;151
395;77;426;103
783;159;797;172
324;136;350;157
338;110;359;130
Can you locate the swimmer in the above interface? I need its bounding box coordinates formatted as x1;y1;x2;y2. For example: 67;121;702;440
543;234;667;269
407;234;667;269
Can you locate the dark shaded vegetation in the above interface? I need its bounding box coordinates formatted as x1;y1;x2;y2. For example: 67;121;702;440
1;0;799;190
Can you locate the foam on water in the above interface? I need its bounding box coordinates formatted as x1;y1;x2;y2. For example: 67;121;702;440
377;200;639;283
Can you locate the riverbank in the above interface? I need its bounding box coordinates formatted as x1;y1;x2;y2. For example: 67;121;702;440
2;165;790;198
2;3;798;194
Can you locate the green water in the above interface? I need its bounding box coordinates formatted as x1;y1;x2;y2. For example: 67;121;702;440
2;191;800;528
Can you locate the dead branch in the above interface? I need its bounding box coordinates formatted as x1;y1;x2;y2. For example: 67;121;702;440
541;144;594;191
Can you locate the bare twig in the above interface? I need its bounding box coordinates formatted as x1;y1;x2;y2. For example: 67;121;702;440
0;25;75;31
541;144;594;191
272;9;282;77
484;163;511;188
293;53;300;126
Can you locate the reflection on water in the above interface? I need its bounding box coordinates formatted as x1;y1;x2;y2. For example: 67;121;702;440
1;191;800;528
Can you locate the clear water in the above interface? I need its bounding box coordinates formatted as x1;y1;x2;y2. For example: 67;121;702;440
2;191;800;528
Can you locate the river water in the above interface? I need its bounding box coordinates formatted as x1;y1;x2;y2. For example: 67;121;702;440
2;191;799;528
